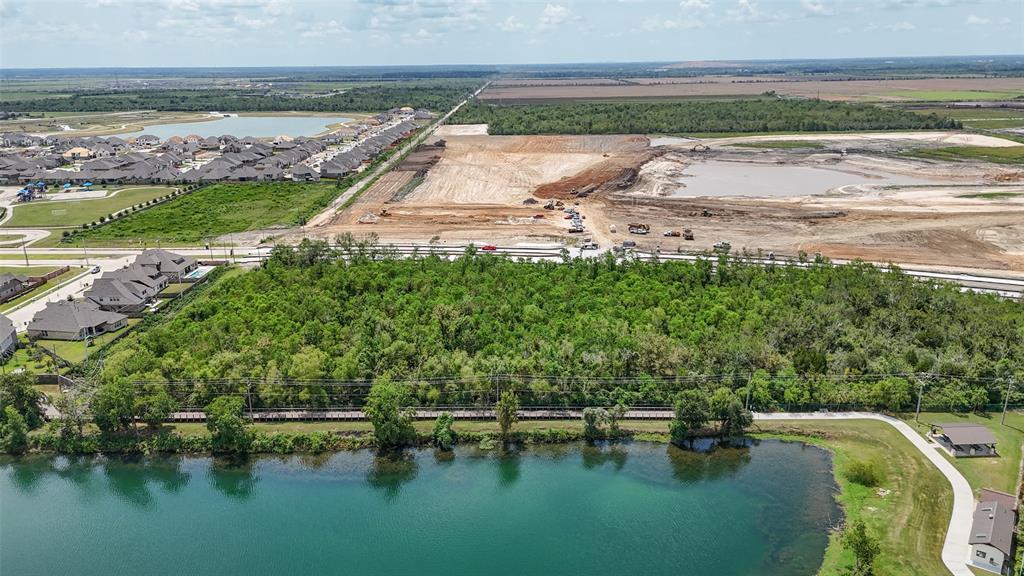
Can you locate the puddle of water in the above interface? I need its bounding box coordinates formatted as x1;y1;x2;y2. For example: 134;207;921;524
666;160;947;198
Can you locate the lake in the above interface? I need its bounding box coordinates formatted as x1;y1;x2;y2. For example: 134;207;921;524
669;159;946;197
131;115;353;140
0;440;839;576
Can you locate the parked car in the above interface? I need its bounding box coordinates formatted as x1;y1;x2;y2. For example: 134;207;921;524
481;244;497;251
90;266;101;274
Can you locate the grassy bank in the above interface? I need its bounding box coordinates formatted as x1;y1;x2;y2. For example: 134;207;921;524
754;419;951;576
907;145;1024;165
2;187;175;229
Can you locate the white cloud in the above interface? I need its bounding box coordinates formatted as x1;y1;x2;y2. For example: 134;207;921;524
301;19;350;39
538;3;579;30
499;15;524;32
680;0;711;9
402;27;442;44
728;0;787;23
965;14;990;26
865;21;916;31
639;16;704;31
801;0;833;16
359;0;488;33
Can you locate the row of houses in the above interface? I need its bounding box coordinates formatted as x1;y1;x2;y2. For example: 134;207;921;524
318;120;418;180
27;249;198;341
0;112;423;185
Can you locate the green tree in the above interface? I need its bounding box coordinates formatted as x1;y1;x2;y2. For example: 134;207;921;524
364;379;415;448
582;407;608;440
205;396;248;453
55;390;88;441
670;389;709;445
709;387;753;437
607;404;628;437
844;520;880;575
495;390;519;438
432;411;455;450
1;405;29;454
135;386;177;429
0;373;43;430
92;378;137;435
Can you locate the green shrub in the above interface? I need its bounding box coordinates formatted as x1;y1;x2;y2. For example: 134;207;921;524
844;459;883;487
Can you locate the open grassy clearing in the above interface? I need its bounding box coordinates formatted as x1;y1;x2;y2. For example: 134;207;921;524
754;419;950;576
0;264;60;277
66;182;338;246
2;187;176;229
887;90;1024;102
907;145;1024;164
956;192;1024;200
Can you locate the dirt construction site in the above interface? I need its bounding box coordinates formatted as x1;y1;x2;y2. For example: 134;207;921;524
313;126;1024;274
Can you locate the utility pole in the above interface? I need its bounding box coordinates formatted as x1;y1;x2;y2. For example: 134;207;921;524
82;237;90;267
22;243;29;266
915;374;927;423
1002;377;1016;425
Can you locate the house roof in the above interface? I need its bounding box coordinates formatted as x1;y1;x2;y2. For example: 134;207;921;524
970;501;1015;555
28;299;126;334
979;489;1018;511
136;249;195;275
0;273;28;288
0;313;14;342
939;423;998;446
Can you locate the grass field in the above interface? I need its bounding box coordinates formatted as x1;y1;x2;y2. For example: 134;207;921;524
2;187;176;229
957;192;1024;200
887;90;1024;102
0;265;60;277
908;107;1024;130
67;182;338;246
908;145;1024;164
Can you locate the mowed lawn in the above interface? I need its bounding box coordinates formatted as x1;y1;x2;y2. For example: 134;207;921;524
905;411;1024;495
754;419;951;576
69;182;339;246
3;187;176;228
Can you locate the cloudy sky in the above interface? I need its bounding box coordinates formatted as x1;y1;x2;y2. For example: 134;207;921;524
1;0;1021;68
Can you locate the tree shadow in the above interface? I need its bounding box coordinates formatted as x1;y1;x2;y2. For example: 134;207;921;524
495;445;521;488
209;455;258;501
667;438;753;485
367;450;419;503
581;443;629;471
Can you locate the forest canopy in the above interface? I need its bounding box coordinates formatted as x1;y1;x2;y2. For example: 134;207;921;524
449;99;961;134
95;243;1023;411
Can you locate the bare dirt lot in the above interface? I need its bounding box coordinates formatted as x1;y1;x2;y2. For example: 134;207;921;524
480;76;1024;102
306;131;1024;272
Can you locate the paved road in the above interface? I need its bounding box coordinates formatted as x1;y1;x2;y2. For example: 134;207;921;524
5;256;133;332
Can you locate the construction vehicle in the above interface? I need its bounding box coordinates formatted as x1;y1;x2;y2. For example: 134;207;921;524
379;208;390;217
713;240;731;252
628;223;650;235
568;224;585;233
622;239;637;248
580;238;599;250
543;200;556;210
683;229;694;241
663;230;681;237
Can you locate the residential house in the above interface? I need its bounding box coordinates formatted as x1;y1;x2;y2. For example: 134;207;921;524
135;248;198;282
0;313;17;358
62;146;94;161
291;163;320;181
85;264;168;313
136;134;160;147
970;490;1017;574
0;273;29;302
27;299;128;341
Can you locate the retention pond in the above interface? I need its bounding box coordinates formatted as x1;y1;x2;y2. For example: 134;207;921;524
1;439;839;576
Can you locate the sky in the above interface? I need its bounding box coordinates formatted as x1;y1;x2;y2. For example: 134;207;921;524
1;0;1022;68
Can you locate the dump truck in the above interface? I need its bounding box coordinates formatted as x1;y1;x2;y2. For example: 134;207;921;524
663;230;681;237
683;229;694;241
628;223;650;235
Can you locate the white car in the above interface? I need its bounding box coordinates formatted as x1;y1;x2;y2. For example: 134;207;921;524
90;266;100;274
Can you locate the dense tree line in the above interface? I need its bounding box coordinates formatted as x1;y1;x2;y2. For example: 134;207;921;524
94;241;1023;412
2;81;482;113
449;99;961;134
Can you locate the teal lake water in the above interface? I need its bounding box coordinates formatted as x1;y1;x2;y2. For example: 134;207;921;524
0;440;839;576
131;115;352;139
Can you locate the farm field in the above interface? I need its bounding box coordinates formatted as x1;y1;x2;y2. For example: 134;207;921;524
908;107;1024;130
2;186;176;228
481;76;1024;103
67;182;339;246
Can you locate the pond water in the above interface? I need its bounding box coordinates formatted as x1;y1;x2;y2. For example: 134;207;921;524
130;115;352;140
0;440;839;576
668;159;946;197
